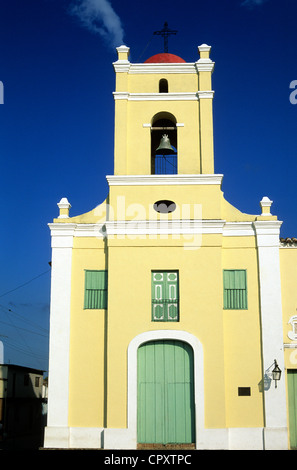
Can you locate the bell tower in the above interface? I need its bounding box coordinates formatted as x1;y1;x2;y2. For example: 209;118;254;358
113;44;215;176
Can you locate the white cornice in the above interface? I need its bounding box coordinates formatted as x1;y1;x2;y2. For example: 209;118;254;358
197;91;214;99
223;222;255;237
104;219;225;236
49;219;226;239
106;174;223;186
195;59;215;73
113;92;200;101
253;220;283;234
49;219;281;239
112;62;130;73
48;223;77;235
129;63;197;74
48;222;105;239
253;220;283;248
113;59;214;75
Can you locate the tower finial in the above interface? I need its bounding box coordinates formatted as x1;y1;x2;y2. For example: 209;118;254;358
153;22;178;53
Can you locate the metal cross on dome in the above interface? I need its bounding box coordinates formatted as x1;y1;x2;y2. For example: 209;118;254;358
153;22;178;53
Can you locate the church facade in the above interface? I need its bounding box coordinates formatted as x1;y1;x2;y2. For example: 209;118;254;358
44;44;297;450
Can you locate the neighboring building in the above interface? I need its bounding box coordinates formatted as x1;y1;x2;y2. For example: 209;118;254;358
0;364;44;448
44;44;297;450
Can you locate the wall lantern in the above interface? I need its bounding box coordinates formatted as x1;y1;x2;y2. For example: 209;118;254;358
272;360;282;388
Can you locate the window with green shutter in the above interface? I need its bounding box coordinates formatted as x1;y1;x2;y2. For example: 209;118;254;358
151;271;179;321
223;269;247;309
84;270;108;309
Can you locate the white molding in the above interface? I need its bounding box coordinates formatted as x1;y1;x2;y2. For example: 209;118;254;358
113;62;197;74
44;426;70;449
198;44;211;53
113;91;214;101
113;92;200;101
113;62;130;73
69;427;103;449
263;428;288;450
129;63;197;74
116;45;130;54
228;428;264;451
253;220;283;245
44;426;104;449
106;174;223;186
48;222;105;239
48;223;76;247
112;91;129;99
223;222;255;237
47;220;225;240
195;59;215;73
74;224;105;238
197;91;215;99
104;219;225;236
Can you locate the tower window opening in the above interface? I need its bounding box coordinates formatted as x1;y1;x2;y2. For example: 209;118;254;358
151;114;177;175
159;79;168;93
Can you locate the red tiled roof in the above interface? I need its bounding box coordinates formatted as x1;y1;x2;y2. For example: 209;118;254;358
280;237;297;244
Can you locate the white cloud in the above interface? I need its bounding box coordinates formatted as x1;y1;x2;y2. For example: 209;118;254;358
69;0;124;49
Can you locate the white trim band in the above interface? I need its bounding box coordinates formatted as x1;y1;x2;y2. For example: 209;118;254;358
113;92;200;101
104;219;225;236
113;91;214;101
106;174;223;186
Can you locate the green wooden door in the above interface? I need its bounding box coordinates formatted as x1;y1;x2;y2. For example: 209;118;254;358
137;340;195;444
288;370;297;449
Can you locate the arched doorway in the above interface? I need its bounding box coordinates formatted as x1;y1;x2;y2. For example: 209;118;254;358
137;339;195;445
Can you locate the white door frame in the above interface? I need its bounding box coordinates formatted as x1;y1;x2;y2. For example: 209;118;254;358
127;330;205;448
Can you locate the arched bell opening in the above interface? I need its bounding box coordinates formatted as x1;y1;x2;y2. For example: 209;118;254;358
151;113;177;175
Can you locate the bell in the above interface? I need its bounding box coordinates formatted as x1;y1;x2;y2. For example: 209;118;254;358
155;134;175;155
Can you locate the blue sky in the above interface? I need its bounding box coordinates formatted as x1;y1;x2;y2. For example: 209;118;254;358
0;0;296;372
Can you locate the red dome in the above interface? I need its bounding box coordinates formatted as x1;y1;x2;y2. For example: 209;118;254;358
144;53;186;63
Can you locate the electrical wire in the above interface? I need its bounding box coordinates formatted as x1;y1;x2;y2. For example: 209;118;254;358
0;304;49;334
0;268;50;299
135;34;154;62
0;318;48;337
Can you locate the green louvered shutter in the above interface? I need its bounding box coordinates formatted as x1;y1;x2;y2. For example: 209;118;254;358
152;271;179;321
223;270;247;309
84;270;107;309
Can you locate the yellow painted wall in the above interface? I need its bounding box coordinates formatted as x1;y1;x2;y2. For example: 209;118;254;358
222;240;264;428
108;184;222;221
68;238;107;427
125;73;199;94
114;100;201;175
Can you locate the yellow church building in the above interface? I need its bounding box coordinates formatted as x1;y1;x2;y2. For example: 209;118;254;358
44;43;297;450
